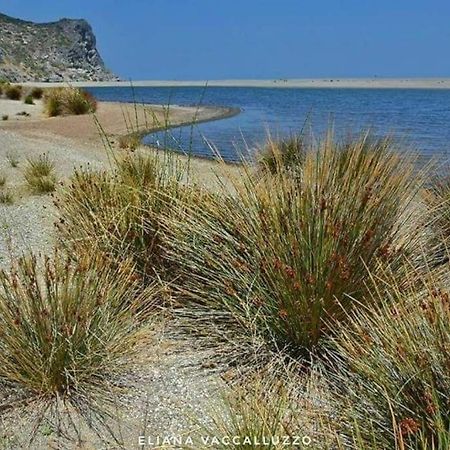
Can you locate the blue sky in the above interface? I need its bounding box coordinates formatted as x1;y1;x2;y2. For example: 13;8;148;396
1;0;450;79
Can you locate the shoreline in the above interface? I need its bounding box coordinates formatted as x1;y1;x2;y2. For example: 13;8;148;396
0;100;239;148
20;78;450;89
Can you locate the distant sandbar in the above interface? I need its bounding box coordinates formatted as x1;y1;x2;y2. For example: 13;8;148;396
21;78;450;89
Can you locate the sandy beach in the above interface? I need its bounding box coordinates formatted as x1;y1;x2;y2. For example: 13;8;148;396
21;77;450;89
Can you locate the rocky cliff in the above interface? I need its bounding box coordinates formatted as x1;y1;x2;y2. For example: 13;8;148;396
0;13;117;82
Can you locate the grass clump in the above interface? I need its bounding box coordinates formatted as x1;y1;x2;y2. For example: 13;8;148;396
163;132;419;361
57;152;194;286
1;114;8;121
24;94;34;105
0;253;153;423
30;87;44;99
118;133;141;150
328;267;450;449
24;153;57;194
257;133;305;174
0;174;5;187
44;87;97;117
0;189;14;205
5;85;22;100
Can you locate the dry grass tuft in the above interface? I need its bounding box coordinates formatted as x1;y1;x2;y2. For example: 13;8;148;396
44;87;97;117
24;153;57;194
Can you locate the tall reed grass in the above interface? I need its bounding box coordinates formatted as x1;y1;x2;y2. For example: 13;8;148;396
327;265;450;449
162;133;421;360
0;252;153;422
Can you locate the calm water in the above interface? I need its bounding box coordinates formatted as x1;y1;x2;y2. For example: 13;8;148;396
86;86;450;163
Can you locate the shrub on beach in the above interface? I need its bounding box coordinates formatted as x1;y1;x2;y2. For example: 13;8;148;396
57;152;195;287
44;87;97;117
30;87;44;99
162;133;420;360
0;253;153;420
5;84;22;100
328;267;450;449
24;94;34;105
2;114;8;121
24;153;57;193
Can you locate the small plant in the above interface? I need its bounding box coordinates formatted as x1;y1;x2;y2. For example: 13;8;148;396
5;151;19;168
0;174;5;187
328;266;450;449
194;369;332;450
1;115;8;121
24;94;34;105
0;189;14;205
24;153;57;193
30;87;44;99
118;133;140;150
5;85;22;100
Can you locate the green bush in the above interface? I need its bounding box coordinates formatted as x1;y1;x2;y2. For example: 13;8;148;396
1;114;8;121
24;94;34;105
162;133;420;360
329;267;450;449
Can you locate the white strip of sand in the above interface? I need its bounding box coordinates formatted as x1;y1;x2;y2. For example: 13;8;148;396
20;78;450;89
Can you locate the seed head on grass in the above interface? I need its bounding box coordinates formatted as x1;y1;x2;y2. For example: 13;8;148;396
162;132;421;363
327;265;450;449
24;153;57;194
0;252;155;432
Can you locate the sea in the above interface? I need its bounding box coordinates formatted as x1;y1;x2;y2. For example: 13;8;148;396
86;86;450;164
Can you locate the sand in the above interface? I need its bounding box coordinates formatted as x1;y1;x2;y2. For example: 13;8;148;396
21;77;450;89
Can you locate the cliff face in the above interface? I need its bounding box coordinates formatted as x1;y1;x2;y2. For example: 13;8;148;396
0;13;117;82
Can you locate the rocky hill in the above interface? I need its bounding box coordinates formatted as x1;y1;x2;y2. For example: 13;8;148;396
0;12;117;82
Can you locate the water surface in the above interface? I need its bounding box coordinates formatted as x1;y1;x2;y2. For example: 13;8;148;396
86;86;450;163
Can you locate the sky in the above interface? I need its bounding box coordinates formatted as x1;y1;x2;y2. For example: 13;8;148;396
1;0;450;80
